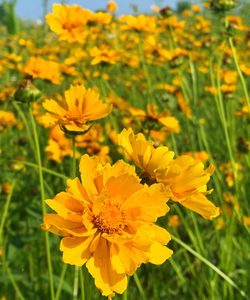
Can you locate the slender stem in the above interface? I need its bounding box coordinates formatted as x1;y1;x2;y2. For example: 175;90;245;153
216;54;238;193
133;272;146;300
29;105;55;300
137;35;152;103
228;37;250;116
0;179;16;242
72;136;76;179
122;288;128;300
0;158;67;180
171;235;247;299
55;264;68;300
73;266;80;300
79;267;85;300
1;245;26;300
71;136;85;300
13;101;35;153
170;131;178;156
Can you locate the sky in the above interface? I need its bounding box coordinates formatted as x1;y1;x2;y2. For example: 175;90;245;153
15;0;180;21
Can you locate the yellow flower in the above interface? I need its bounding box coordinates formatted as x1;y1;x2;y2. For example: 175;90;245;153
107;1;117;12
151;5;160;13
1;182;12;195
160;156;219;220
45;125;73;163
167;215;181;227
181;151;209;163
46;4;90;44
118;128;220;220
41;84;112;133
118;128;175;179
90;46;120;65
21;56;62;84
0;110;18;129
41;154;173;297
192;5;201;12
120;15;157;32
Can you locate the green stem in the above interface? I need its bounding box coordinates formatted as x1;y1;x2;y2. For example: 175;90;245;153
1;158;67;180
0;179;16;242
1;245;26;300
228;37;250;116
55;264;68;300
138;35;152;103
170;131;178;155
79;267;85;300
73;266;80;300
71;137;85;300
72;136;76;179
29;105;55;300
171;235;247;299
13;101;35;153
133;272;146;300
216;54;238;193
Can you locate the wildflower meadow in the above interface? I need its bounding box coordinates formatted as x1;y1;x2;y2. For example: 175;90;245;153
0;0;249;299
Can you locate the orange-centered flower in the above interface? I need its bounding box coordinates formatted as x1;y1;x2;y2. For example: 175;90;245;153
41;154;173;297
46;4;90;43
41;84;112;133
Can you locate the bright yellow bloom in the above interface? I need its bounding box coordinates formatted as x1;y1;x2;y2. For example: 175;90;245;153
0;110;18;128
41;154;173;297
159;156;219;220
90;46;120;65
21;56;62;84
167;215;181;227
45;125;73;163
46;4;90;43
118;128;175;179
120;15;157;32
107;1;118;12
42;84;112;133
118;128;219;220
1;182;12;195
151;5;160;13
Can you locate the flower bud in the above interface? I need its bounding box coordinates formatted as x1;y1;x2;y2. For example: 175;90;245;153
14;79;42;103
210;0;236;12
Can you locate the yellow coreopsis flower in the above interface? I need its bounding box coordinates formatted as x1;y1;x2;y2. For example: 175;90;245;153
41;84;112;134
45;125;73;163
120;15;157;32
41;154;173;297
21;56;62;84
0;110;18;128
46;4;90;44
118;128;220;220
118;128;175;179
107;1;118;12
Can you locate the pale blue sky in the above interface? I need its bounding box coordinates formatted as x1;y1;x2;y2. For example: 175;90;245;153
15;0;182;21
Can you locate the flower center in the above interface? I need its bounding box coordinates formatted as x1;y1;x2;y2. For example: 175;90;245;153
94;204;127;234
66;108;82;122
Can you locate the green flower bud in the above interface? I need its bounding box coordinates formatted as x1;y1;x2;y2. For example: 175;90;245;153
210;0;236;12
14;80;42;103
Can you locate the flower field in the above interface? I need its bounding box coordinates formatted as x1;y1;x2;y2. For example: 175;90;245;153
0;1;249;299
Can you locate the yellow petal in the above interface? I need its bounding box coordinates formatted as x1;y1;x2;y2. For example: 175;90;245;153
149;242;173;265
60;235;94;266
180;193;220;220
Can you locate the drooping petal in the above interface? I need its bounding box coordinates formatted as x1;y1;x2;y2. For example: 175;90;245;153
180;193;220;220
86;238;127;296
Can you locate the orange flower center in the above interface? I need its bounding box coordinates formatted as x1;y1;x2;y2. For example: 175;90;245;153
94;204;127;234
66;108;83;122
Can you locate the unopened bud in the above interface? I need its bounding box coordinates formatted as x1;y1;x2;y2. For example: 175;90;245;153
14;79;42;103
